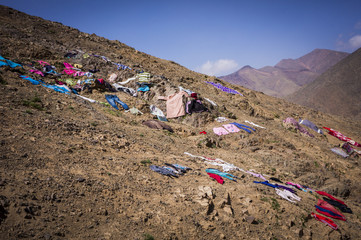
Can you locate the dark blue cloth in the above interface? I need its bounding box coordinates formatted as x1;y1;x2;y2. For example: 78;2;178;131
150;165;178;177
230;122;253;133
105;95;129;110
253;181;277;188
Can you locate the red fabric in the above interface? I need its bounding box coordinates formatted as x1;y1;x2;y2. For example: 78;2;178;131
199;131;207;134
207;173;224;184
97;79;104;84
316;199;346;221
311;212;338;230
323;127;361;147
316;191;347;206
191;93;198;99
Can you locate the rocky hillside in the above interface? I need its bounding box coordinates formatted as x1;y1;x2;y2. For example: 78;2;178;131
220;49;348;98
1;5;361;240
287;47;361;121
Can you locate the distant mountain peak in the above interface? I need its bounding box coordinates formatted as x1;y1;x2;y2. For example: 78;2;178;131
241;65;254;70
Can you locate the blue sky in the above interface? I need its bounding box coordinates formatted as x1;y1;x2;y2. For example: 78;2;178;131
2;0;361;76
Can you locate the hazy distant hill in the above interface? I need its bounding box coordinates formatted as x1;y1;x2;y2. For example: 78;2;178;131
286;47;361;120
220;49;349;97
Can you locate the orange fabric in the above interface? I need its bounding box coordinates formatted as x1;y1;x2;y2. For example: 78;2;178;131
158;91;189;118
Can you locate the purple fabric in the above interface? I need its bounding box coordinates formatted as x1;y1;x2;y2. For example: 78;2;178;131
205;81;243;95
276;184;296;193
283;117;314;137
247;171;268;181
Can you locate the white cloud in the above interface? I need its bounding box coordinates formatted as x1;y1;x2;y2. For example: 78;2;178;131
195;59;239;76
349;35;361;49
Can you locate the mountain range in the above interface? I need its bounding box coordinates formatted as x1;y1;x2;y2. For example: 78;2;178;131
220;49;349;97
286;47;361;120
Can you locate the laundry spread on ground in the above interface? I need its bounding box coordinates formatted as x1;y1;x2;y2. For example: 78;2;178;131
323;127;361;147
205;81;243;95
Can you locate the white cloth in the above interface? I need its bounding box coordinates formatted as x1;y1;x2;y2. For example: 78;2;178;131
275;188;301;203
178;86;194;95
204;98;217;106
245;120;266;129
215;117;228;123
77;95;97;103
150;105;166;117
184;152;246;172
115;77;136;85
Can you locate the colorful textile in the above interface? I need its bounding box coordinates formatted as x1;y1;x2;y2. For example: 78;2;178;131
137;85;150;92
331;147;349;158
323;198;352;214
283;117;314;137
247;171;268;181
286;182;307;192
207;173;224;184
0;56;22;68
316;191;347;206
205;81;243;95
29;69;44;76
231;122;256;132
137;72;150;82
223;124;241;133
158;91;189;118
206;168;237;182
150;105;167;121
105;95;129;110
37;60;50;66
299;119;323;134
311;212;338;230
323;127;361;147
315;199;346;221
253;181;277;188
230;122;254;133
150;165;178;178
20;75;43;85
213;127;229;136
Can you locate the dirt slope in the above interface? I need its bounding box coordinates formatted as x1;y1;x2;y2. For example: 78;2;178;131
1;5;361;240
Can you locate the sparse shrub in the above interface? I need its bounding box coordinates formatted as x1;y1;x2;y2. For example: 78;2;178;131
141;159;152;165
270;198;280;212
143;233;154;240
22;95;44;111
273;113;280;119
0;75;7;85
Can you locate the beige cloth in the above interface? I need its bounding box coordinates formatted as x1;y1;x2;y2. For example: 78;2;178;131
158;91;189;118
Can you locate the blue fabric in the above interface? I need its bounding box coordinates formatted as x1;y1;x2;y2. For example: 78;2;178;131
0;61;7;67
253;181;277;188
42;84;71;94
0;56;5;60
231;122;256;131
137;85;150;92
315;205;343;218
206;168;237;181
105;94;129;110
150;165;178;177
20;75;42;85
5;59;22;68
230;122;252;133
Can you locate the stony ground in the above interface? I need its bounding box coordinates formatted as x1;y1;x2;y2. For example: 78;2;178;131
1;5;361;240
